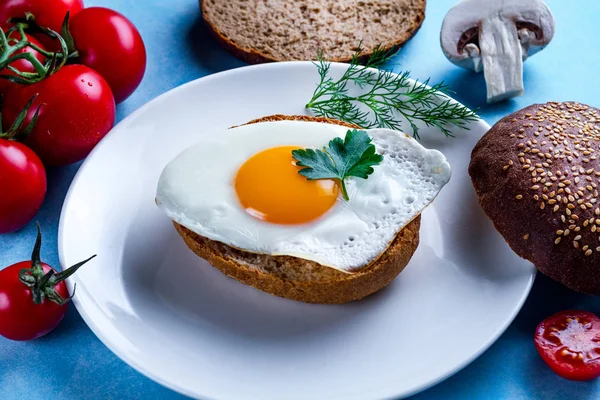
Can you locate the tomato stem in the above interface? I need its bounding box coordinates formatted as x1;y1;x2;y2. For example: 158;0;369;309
17;223;97;306
0;93;40;141
0;15;71;85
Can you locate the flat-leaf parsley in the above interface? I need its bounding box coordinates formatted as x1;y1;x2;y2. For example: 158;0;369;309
291;129;383;201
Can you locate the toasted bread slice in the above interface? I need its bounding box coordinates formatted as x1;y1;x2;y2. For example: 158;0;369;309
200;0;426;64
173;115;421;303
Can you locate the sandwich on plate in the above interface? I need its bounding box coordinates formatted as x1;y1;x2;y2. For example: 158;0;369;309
156;115;451;303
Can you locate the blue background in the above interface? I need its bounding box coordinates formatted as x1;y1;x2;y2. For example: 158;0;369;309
1;0;599;398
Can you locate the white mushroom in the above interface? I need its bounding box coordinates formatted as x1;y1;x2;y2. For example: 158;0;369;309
440;0;555;103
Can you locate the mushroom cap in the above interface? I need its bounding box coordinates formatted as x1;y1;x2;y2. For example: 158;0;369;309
440;0;555;69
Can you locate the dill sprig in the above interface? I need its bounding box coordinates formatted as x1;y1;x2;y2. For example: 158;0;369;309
306;46;479;139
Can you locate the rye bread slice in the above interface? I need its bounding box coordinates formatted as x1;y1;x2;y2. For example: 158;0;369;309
200;0;426;64
173;114;421;304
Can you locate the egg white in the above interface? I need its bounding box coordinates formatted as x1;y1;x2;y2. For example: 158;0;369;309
156;120;451;271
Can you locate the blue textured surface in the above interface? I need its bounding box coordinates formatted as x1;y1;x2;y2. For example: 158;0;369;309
1;0;599;398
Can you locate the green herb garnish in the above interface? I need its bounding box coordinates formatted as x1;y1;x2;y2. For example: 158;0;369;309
292;129;383;201
306;45;479;139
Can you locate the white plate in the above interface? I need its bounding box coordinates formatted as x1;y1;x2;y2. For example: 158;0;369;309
59;62;535;400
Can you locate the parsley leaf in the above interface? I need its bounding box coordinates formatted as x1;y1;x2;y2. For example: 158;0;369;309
291;129;383;200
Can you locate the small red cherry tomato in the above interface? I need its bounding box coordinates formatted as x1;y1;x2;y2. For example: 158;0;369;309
535;310;600;381
2;64;116;166
0;0;84;34
0;262;68;340
0;225;95;340
0;32;45;94
0;139;46;234
70;7;146;103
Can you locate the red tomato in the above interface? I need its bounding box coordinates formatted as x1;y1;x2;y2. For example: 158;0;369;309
535;310;600;381
0;0;83;33
2;64;116;166
0;139;46;234
0;262;68;341
0;225;95;341
70;7;146;103
0;32;45;94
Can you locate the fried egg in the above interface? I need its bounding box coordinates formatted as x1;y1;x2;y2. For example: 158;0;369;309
156;120;451;271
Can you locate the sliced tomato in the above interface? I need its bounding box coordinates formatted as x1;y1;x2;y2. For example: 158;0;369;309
535;310;600;381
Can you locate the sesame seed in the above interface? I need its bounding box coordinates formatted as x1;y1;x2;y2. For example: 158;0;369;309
523;234;530;240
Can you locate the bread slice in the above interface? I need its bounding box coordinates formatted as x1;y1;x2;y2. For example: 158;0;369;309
173;115;421;304
200;0;426;64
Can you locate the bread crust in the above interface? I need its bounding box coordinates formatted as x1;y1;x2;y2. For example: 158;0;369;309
469;102;600;295
199;0;426;64
171;114;421;303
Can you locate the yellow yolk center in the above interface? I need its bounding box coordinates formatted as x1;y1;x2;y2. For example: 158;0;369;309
234;146;339;224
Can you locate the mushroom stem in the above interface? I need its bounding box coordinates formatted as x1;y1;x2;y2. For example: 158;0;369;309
480;15;524;103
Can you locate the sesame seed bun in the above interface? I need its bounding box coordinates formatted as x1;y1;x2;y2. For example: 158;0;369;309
469;102;600;295
172;114;421;304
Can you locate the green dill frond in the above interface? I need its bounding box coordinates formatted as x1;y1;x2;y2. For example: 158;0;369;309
306;46;479;139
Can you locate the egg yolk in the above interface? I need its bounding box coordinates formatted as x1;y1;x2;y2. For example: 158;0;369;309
234;146;339;224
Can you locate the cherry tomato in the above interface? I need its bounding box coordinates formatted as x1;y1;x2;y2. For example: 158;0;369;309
0;32;45;95
535;310;600;381
70;7;146;103
0;262;68;341
2;64;116;166
0;225;95;341
0;0;84;34
0;139;46;234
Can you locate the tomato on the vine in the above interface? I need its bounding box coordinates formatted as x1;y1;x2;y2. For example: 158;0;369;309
0;139;46;234
0;31;45;95
0;225;95;341
70;7;146;103
535;310;600;381
0;0;84;34
2;64;116;166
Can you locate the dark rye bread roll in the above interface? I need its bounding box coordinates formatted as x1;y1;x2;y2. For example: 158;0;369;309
469;102;600;295
200;0;426;64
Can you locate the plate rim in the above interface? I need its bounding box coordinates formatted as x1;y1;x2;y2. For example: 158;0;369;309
58;60;536;400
